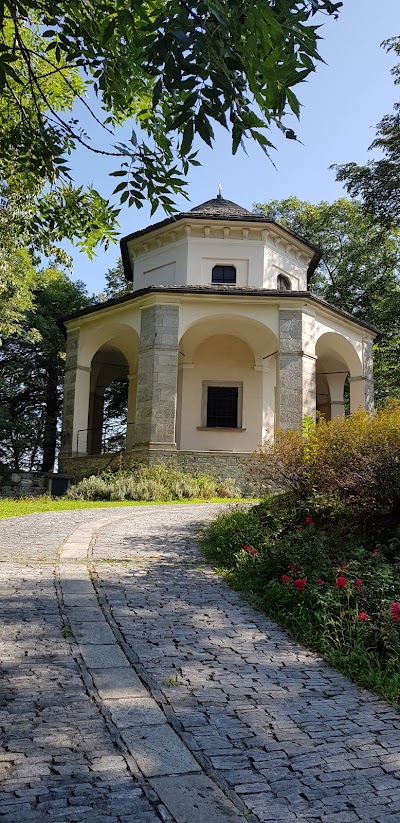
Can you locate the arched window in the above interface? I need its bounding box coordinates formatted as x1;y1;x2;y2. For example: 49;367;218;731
277;274;291;291
212;265;236;284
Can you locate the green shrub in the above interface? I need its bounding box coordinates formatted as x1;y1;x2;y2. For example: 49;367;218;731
66;463;241;502
253;404;400;543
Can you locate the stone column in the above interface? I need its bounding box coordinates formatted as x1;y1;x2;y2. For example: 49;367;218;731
134;304;179;449
60;330;79;457
326;373;347;419
60;330;90;456
278;309;316;430
350;337;375;414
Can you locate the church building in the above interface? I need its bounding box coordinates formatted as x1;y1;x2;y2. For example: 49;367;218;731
59;195;377;486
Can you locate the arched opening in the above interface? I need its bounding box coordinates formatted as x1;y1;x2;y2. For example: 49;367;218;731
178;314;277;451
86;346;129;455
316;332;363;420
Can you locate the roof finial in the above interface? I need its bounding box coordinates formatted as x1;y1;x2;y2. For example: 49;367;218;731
217;181;222;200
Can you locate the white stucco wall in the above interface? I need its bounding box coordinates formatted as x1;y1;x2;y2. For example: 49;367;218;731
177;334;274;452
128;220;312;293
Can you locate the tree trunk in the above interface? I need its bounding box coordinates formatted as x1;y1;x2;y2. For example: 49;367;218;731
41;362;59;472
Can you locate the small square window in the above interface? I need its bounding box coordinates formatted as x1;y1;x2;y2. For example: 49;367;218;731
212;265;236;284
202;382;243;429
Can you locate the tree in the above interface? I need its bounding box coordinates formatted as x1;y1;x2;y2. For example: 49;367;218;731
102;257;132;301
334;37;400;227
254;197;400;403
0;270;92;471
0;0;343;244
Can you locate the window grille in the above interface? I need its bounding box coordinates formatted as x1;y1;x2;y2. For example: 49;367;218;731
206;386;239;427
212;265;237;284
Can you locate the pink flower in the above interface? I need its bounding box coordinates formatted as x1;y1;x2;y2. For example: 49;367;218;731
355;578;364;590
294;577;307;592
281;575;291;585
316;578;325;585
336;576;347;589
372;548;380;558
249;548;258;557
358;612;369;621
305;516;313;525
390;602;400;622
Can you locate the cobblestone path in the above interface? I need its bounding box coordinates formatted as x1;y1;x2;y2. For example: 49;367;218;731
1;505;400;823
93;507;400;823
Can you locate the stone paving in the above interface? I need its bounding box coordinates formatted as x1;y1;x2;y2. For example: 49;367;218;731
1;505;400;823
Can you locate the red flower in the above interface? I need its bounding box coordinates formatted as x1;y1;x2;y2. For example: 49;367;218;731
336;576;347;589
355;578;363;590
250;548;258;557
243;545;251;553
305;516;313;525
372;548;380;558
294;577;307;592
281;574;291;585
316;578;325;585
390;602;400;622
358;612;369;621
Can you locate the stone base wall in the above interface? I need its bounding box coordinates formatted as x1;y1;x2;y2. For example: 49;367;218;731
59;449;258;495
0;471;53;499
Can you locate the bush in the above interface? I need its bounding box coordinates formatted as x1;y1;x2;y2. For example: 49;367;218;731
254;404;400;542
66;463;241;502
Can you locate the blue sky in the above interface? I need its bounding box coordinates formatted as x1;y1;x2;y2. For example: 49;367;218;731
64;0;400;294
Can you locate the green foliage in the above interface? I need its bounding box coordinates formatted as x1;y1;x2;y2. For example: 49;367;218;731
0;270;92;470
66;464;240;502
0;0;342;243
254;196;400;403
102;257;132;301
334;38;400;228
202;502;400;705
255;407;400;542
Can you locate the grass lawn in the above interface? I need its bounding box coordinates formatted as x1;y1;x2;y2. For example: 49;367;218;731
0;496;247;519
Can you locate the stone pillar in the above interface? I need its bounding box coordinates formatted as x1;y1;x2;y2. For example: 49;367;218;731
60;330;79;457
60;330;91;456
278;309;316;430
134;304;179;449
350;337;375;414
326;373;347;419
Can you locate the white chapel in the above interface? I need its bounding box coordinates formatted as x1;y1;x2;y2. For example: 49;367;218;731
59;195;376;485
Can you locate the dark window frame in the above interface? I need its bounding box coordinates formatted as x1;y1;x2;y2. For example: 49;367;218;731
211;264;237;284
201;381;243;429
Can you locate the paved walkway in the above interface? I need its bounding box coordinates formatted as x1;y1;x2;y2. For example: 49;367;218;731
1;506;400;823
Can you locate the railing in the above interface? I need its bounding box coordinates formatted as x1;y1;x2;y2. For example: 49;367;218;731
76;423;134;456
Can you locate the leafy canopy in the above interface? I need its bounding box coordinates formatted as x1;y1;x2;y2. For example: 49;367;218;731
0;0;342;251
334;37;400;227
